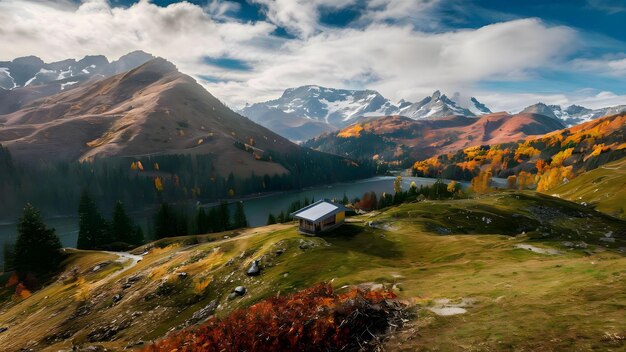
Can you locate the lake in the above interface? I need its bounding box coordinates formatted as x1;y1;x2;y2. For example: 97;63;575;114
0;176;506;267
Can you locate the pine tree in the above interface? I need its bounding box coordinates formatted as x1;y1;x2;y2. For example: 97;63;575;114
14;204;62;275
111;201;133;244
233;202;247;229
154;202;176;239
218;201;231;231
267;213;277;225
197;207;209;234
77;191;109;249
132;225;144;246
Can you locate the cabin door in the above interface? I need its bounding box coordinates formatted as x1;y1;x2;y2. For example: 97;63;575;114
315;223;321;233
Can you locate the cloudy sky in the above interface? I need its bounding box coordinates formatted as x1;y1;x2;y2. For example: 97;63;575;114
1;0;626;111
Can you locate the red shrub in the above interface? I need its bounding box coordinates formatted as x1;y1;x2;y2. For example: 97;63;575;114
145;283;402;352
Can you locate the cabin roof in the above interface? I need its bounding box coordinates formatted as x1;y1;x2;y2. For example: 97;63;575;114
290;199;348;222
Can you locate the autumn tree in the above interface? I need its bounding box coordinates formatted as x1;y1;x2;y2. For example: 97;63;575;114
447;180;460;198
507;175;517;189
471;170;492;194
517;171;535;190
14;204;62;275
393;175;403;194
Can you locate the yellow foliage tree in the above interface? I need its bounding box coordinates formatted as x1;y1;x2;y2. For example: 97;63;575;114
154;177;164;192
536;166;575;191
393;176;403;194
517;171;535;190
471;170;492;194
507;175;517;189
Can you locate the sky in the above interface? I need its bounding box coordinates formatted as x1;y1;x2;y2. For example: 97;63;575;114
1;0;625;112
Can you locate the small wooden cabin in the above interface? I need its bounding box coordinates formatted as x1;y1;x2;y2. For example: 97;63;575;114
291;199;348;235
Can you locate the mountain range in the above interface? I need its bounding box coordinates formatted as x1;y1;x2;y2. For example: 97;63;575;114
0;55;368;183
241;87;493;141
242;85;625;142
521;102;626;126
0;51;154;91
0;51;156;115
304;112;566;168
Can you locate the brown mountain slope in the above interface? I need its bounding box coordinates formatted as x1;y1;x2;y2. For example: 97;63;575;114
0;59;298;177
303;112;565;166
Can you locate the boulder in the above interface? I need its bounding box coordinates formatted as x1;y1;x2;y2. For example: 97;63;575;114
246;260;261;276
112;294;122;303
234;286;246;296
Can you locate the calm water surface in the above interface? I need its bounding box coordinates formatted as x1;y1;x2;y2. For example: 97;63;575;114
0;176;506;265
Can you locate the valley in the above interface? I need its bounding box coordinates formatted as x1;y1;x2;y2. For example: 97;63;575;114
1;26;625;350
0;192;624;351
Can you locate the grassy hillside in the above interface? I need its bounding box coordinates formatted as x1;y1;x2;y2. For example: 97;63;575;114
551;156;626;219
0;192;624;351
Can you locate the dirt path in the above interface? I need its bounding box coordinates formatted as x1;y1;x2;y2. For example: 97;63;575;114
101;251;144;280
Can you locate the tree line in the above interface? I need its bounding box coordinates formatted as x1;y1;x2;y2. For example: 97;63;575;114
0;144;376;221
264;177;464;225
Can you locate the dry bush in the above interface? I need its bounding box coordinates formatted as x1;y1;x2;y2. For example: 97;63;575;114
145;283;405;352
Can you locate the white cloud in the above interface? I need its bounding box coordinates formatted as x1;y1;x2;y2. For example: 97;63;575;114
208;18;576;106
0;0;275;79
251;0;356;38
2;0;620;112
571;56;626;77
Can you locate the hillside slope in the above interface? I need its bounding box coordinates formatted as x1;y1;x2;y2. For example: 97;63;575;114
0;58;301;177
551;156;626;218
305;112;565;167
0;192;624;351
413;113;626;190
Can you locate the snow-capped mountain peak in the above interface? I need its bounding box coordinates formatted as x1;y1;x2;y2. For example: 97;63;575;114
520;102;626;126
397;90;491;119
243;85;399;126
0;51;154;91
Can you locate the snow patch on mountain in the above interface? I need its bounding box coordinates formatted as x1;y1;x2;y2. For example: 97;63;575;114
521;102;626;126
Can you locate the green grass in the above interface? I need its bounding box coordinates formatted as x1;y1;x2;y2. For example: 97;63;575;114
0;192;624;351
551;156;626;219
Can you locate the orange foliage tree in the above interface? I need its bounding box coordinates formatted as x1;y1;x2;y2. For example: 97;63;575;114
471;170;492;194
517;171;535;190
506;175;517;189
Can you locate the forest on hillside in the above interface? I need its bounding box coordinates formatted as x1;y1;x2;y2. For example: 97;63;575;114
0;144;376;220
412;114;626;191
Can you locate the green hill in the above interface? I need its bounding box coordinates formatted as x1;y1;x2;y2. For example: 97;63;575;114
550;156;626;219
0;192;624;351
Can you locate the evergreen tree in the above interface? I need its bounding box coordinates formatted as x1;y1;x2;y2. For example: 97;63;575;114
267;213;277;225
111;201;133;243
132;225;144;246
14;204;62;275
154;202;176;239
208;207;219;233
3;242;15;272
197;207;209;234
77;191;109;249
233;202;248;229
218;201;231;231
